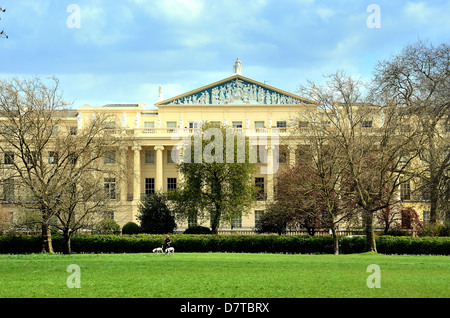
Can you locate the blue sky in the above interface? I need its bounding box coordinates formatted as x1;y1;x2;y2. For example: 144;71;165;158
0;0;449;110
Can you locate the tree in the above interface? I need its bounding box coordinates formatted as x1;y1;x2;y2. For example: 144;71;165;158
298;71;422;252
138;192;176;234
0;76;124;253
374;40;450;222
0;77;71;253
173;122;258;234
50;114;125;254
377;206;401;235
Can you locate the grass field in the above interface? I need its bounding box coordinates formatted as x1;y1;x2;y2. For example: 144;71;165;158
0;252;448;298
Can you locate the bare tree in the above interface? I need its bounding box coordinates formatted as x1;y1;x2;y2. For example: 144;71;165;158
374;40;450;222
51;113;125;254
0;76;124;253
298;71;422;252
285;108;359;254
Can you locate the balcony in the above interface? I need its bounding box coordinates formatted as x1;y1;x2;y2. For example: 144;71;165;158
118;127;298;138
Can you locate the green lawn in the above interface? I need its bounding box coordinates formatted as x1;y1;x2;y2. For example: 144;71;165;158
0;252;448;298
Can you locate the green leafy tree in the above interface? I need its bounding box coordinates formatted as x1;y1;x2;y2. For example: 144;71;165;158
138;192;176;234
173;122;258;234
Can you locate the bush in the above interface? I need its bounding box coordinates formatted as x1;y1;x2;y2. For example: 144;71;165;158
183;226;212;234
420;221;450;237
138;192;176;234
94;218;121;235
1;234;449;255
122;222;141;235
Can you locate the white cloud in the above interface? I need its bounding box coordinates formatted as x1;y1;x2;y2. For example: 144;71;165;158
316;7;338;21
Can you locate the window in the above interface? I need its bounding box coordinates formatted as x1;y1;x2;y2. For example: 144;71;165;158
48;151;58;165
400;181;411;201
254;210;265;226
255;177;265;201
145;178;155;196
232;121;243;129
254;121;265;128
104;150;116;165
105;121;116;130
25;151;37;165
104;178;116;200
167;149;176;164
297;149;304;161
231;214;242;229
277;148;287;164
362;121;373;128
144;150;155;164
188;214;198;228
298;121;308;128
70;127;77;136
167;178;177;192
423;211;430;223
3;180;14;203
255;146;266;164
277;121;287;132
167;122;177;132
189;121;200;129
144;122;155;134
69;153;78;165
4;152;14;165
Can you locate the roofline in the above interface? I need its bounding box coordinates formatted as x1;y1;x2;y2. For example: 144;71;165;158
154;74;315;106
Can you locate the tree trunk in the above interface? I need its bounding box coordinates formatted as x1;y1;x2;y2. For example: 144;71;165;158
364;210;377;253
429;182;439;223
331;227;339;255
41;223;54;254
62;229;72;255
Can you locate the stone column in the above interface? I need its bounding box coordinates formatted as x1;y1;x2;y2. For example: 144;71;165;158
177;145;185;185
265;145;275;201
119;146;128;202
154;145;165;192
132;144;142;201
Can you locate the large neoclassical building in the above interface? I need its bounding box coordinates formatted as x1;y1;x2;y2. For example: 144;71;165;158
75;60;318;229
3;59;432;231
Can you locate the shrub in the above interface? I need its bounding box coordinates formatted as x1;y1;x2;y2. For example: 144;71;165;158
183;226;212;234
420;221;450;237
138;192;176;234
94;218;121;235
122;222;141;235
1;234;449;255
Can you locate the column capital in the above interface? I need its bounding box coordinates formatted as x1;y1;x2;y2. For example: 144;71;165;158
154;145;165;151
132;144;142;152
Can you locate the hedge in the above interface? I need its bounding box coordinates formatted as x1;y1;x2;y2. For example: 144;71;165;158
0;234;449;255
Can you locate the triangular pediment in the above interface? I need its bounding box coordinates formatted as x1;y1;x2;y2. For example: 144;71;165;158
156;75;313;106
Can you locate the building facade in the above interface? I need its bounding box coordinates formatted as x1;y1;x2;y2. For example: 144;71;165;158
2;60;434;232
75;65;317;229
